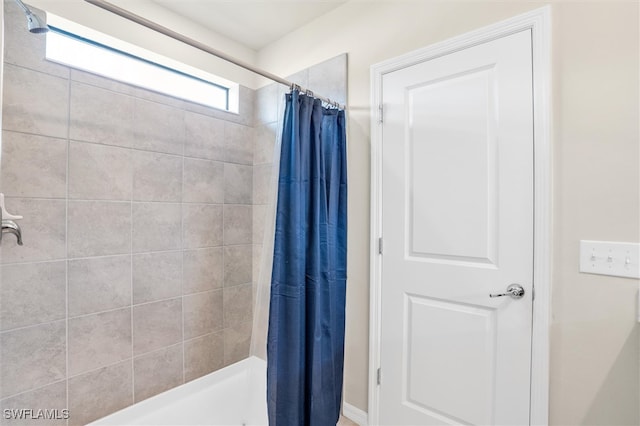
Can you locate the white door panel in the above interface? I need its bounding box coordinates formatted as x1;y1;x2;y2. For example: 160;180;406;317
408;66;498;264
379;30;534;425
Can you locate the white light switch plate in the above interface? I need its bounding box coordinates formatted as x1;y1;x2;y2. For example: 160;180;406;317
579;240;640;279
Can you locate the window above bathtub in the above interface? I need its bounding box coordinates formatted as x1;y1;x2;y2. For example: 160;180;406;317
45;14;239;113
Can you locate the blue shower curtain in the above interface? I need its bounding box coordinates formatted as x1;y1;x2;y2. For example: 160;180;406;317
267;90;347;426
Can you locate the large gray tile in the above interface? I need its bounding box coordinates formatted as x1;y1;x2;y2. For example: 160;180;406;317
68;255;131;317
132;203;181;253
256;245;273;293
0;261;66;331
0;381;67;426
184;111;225;160
67;361;132;426
183;158;224;203
68;308;132;376
223;283;253;328
224;320;252;366
183;247;223;295
0;131;67;198
70;69;137;97
133;99;184;155
133;298;182;356
224;245;253;286
224;205;252;245
67;201;131;258
224;163;252;204
0;321;66;399
132;86;185;110
132;151;182;202
183;290;223;340
254;122;277;165
237;86;255;127
2;64;69;138
184;332;224;382
134;344;183;402
253;204;268;245
253;244;264;291
224;122;253;165
307;54;348;106
183;204;223;249
251;277;269;361
69;82;135;147
3;3;68;78
133;251;182;304
254;83;279;126
68;141;132;200
184;102;229;123
253;164;273;205
0;198;66;264
252;282;258;311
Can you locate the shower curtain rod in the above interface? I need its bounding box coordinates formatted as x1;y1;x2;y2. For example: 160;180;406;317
83;0;345;110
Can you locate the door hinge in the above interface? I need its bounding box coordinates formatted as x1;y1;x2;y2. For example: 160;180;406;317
377;367;381;385
378;104;384;124
378;237;384;255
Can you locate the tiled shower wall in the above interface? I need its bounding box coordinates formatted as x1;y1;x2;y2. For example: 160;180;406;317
0;1;254;424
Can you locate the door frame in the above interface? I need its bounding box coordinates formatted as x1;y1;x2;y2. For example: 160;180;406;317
368;6;552;425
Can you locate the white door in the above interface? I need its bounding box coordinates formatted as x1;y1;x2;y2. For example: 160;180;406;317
379;29;534;425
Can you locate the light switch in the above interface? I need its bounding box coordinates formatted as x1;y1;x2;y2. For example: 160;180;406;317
579;240;640;279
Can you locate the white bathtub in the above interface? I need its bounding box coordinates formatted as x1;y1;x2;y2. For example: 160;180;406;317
90;357;268;426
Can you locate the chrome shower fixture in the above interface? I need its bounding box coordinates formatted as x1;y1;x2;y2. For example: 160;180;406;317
13;0;48;33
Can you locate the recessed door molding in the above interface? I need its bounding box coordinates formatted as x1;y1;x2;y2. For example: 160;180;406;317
369;6;551;425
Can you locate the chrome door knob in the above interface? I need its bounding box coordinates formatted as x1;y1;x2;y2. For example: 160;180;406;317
489;284;525;299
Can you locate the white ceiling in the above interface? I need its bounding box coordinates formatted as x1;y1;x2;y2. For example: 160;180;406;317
151;0;348;50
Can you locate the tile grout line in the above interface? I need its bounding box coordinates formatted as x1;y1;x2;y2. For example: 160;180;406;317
222;122;228;366
0;243;250;266
181;117;187;385
2;196;253;207
130;116;135;406
0;378;69;406
3;128;255;167
249;120;255;364
0;286;236;337
65;69;71;426
65;358;134;384
68;76;245;121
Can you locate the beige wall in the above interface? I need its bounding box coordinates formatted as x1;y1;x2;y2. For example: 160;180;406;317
551;3;639;424
258;1;640;424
